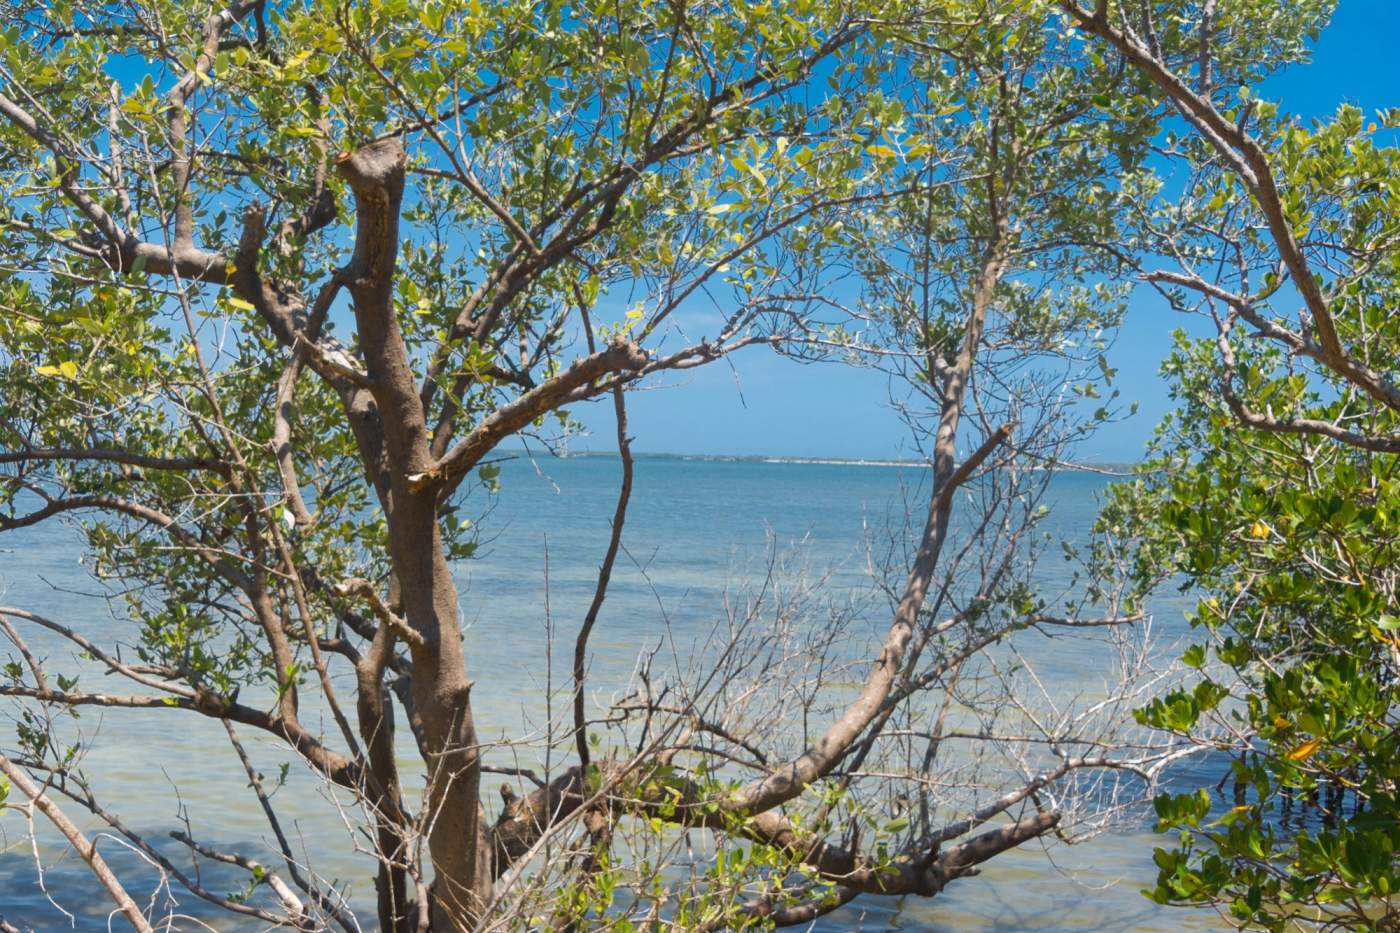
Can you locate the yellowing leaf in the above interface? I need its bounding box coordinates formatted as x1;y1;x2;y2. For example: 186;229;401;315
1250;520;1270;540
707;203;735;214
228;297;256;311
1286;738;1322;762
36;361;78;379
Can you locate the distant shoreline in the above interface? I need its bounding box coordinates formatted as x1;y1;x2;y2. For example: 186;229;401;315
497;448;1146;475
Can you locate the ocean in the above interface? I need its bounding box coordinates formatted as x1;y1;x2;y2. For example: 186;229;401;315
0;454;1223;930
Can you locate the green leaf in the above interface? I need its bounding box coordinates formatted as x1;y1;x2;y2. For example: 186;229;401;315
732;157;766;186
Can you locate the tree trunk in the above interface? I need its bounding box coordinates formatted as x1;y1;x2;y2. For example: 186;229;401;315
337;139;489;928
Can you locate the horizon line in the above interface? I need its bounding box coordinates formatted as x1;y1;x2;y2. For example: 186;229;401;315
496;447;1147;473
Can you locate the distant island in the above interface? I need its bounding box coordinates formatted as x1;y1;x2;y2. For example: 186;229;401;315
497;447;1147;475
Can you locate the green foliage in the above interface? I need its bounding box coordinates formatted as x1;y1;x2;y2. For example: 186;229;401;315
1103;91;1400;929
1122;371;1400;926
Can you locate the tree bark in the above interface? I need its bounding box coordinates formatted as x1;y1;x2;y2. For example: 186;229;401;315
337;139;488;928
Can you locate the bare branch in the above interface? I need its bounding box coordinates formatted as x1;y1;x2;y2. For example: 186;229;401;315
419;339;649;494
0;756;154;932
336;577;425;649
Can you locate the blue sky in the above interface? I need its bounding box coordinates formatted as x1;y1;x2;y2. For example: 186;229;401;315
570;1;1400;463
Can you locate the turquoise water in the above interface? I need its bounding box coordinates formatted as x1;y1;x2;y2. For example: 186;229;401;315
0;455;1222;930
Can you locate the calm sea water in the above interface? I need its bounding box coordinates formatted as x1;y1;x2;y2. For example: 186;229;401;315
0;456;1223;931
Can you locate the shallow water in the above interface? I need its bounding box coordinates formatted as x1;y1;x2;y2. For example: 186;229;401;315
0;455;1223;930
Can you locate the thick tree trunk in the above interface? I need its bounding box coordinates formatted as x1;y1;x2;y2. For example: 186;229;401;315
337;139;488;928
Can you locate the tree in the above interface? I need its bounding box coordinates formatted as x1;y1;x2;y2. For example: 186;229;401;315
0;1;1188;929
1067;1;1400;928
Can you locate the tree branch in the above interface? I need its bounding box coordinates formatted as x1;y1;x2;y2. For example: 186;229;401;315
415;339;649;495
0;756;154;932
